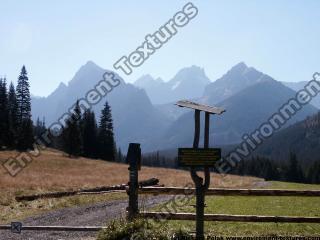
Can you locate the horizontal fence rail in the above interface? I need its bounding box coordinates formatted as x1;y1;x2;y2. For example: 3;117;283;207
139;212;320;223
138;187;320;197
0;225;107;232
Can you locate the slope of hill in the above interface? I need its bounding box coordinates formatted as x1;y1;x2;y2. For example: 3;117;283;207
134;66;210;104
256;112;320;163
282;81;320;109
203;62;267;104
0;149;262;225
154;101;190;121
134;75;168;104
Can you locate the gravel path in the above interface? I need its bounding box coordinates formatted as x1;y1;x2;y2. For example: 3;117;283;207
0;196;172;240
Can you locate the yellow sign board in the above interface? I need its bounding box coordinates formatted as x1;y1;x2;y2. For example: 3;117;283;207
178;148;221;167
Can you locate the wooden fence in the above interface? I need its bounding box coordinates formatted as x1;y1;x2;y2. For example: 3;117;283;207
1;143;320;235
125;142;320;225
125;144;320;224
132;186;320;223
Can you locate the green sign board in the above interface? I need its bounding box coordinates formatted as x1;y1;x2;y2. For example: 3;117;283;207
178;148;221;167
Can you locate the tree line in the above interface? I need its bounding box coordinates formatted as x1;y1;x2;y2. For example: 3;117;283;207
58;100;117;161
231;153;320;184
0;66;34;151
142;151;320;184
0;66;119;162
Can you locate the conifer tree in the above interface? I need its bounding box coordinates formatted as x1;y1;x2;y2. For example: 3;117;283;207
307;160;320;184
16;66;34;150
0;77;8;148
16;66;31;122
98;101;115;161
286;153;304;183
62;101;82;157
7;82;19;148
82;110;98;158
17;118;35;151
34;117;47;140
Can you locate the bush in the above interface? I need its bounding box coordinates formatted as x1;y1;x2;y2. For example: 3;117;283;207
97;218;192;240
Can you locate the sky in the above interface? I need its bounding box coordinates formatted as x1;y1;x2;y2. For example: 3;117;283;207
1;0;320;97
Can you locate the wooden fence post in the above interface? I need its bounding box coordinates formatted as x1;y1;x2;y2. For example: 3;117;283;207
190;111;212;240
190;109;205;240
127;143;141;220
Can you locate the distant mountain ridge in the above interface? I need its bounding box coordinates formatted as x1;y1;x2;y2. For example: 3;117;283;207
282;81;320;109
203;62;268;104
31;61;319;153
150;66;318;151
32;61;172;151
133;65;210;104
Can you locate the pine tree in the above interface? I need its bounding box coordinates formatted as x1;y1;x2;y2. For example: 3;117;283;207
98;101;115;161
34;117;47;140
16;66;31;122
62;101;82;157
0;77;8;148
7;82;19;148
286;153;304;183
17;118;35;151
82;110;98;158
16;66;34;150
307;160;320;184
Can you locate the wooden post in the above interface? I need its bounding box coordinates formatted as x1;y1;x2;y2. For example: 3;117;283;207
127;143;141;220
190;110;205;240
204;112;210;148
204;112;210;190
190;111;212;240
193;110;201;148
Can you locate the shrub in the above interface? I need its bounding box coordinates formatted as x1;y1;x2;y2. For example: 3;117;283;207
97;218;192;240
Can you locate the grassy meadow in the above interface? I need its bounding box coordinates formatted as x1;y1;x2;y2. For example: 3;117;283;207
1;149;320;236
152;181;320;236
0;148;261;224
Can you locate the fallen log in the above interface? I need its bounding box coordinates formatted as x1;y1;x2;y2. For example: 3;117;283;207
138;178;159;187
15;178;159;202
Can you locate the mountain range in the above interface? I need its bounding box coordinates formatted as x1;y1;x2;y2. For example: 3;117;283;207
153;65;318;151
134;65;210;105
32;61;171;151
31;61;319;153
282;81;320;108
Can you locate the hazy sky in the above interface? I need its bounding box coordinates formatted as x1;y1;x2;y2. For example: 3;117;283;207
1;0;320;97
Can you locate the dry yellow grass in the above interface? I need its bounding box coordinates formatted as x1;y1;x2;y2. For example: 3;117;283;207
0;148;264;223
0;148;263;191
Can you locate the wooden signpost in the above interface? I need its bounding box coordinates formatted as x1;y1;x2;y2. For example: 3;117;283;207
176;100;225;240
126;143;141;220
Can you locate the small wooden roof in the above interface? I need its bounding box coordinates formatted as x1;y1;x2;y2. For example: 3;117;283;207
175;100;225;115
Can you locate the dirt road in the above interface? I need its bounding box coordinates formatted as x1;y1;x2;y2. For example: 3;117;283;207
0;196;171;240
